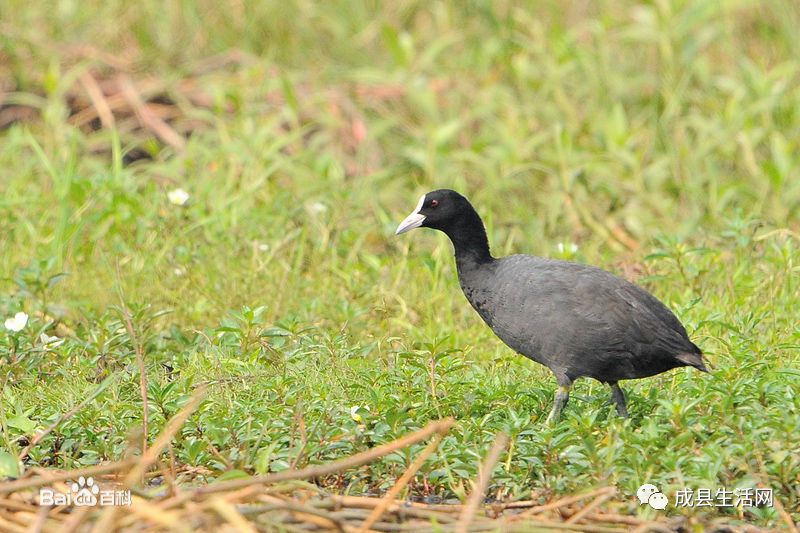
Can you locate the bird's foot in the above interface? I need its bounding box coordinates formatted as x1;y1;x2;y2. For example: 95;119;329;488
545;385;570;424
610;383;629;418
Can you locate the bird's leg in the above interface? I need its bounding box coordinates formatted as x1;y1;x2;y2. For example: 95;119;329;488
610;382;629;418
546;384;570;423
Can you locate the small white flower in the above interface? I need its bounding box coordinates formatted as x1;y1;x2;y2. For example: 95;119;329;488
308;202;327;215
173;267;185;276
258;243;269;252
557;242;579;254
4;312;28;332
167;188;190;206
350;405;369;423
40;333;65;347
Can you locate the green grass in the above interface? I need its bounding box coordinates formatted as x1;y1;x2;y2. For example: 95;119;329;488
1;0;799;527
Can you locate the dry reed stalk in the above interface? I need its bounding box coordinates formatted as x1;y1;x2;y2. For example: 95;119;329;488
122;386;207;488
78;71;115;128
118;75;186;151
455;432;509;533
356;432;445;533
209;497;260;533
0;459;139;495
564;487;616;524
508;486;617;521
191;418;455;497
116;295;149;456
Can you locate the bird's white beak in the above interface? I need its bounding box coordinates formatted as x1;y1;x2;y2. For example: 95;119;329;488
395;195;426;235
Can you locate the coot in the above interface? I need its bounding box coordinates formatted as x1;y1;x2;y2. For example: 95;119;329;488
396;189;707;421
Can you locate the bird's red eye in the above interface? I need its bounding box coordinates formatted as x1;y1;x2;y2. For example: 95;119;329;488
431;199;439;208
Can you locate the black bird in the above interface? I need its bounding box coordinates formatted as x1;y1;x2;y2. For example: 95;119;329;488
395;189;707;422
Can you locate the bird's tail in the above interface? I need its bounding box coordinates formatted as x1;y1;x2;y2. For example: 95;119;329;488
675;344;709;372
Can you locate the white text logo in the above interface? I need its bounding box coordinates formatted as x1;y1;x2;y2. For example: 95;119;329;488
39;477;131;507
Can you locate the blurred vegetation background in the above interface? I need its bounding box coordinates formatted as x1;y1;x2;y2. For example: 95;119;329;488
1;0;798;319
0;0;798;526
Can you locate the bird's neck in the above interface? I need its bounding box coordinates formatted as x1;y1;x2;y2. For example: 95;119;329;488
448;215;493;269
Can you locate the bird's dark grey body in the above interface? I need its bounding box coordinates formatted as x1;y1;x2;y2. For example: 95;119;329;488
396;189;707;420
456;255;702;386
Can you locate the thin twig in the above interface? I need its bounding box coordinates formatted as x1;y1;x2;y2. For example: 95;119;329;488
122;497;184;529
60;505;93;533
0;498;37;512
455;432;509;533
123;386;207;488
288;402;307;470
209;498;260;533
78;71;115;128
505;520;628;533
508;486;617;521
116;295;148;455
0;458;139;494
564;487;616;524
498;499;544;509
753;449;798;533
190;418;455;498
357;432;445;533
118;75;186;151
28;503;50;533
89;505;118;533
321;496;459;523
588;512;645;525
89;387;206;533
242;502;346;532
0;515;27;533
629;522;674;533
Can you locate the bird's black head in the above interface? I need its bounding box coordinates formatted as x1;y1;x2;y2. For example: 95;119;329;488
395;189;472;235
395;189;492;263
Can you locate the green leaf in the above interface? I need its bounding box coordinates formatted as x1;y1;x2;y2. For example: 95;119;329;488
0;450;20;478
215;469;251;482
46;272;69;289
254;441;281;475
7;414;37;433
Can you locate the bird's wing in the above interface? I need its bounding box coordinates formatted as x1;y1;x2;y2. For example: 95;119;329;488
468;257;700;378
